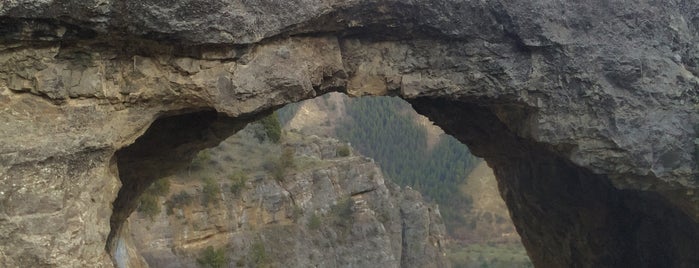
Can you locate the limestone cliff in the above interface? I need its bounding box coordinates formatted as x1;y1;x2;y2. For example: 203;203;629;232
1;1;699;267
121;124;448;268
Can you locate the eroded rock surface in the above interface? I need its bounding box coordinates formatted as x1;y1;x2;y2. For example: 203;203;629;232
122;126;448;268
1;1;698;267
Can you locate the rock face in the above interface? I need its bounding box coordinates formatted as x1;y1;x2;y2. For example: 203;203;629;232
0;1;698;267
121;125;448;268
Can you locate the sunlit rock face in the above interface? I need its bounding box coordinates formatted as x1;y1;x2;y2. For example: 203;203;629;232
1;0;698;267
122;127;448;268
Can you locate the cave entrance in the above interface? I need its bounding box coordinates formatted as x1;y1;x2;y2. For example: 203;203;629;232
109;94;531;267
109;94;699;268
106;110;253;254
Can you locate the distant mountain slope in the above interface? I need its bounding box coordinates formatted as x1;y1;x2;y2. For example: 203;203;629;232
281;94;477;230
447;162;531;268
457;161;520;243
279;94;532;267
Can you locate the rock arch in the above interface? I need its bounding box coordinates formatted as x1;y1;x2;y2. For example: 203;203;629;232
1;1;698;267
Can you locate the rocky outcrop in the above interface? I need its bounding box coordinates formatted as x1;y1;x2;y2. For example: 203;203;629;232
123;125;448;268
1;1;698;267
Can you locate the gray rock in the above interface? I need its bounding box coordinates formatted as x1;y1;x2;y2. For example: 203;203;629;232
0;0;698;267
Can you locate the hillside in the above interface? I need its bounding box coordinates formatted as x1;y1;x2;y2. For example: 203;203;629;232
283;94;477;230
118;121;449;268
448;162;531;268
279;94;532;267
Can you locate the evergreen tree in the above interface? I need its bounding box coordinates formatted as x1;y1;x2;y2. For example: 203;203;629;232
333;96;478;233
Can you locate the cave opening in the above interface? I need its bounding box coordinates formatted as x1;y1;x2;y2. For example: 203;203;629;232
106;109;254;254
108;94;699;268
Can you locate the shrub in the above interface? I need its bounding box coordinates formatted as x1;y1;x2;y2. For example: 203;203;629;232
327;197;354;239
280;147;295;169
148;178;170;196
228;170;248;182
291;205;303;221
336;144;351;157
262;156;282;182
201;177;221;206
230;180;246;195
268;147;295;181
137;192;161;220
329;197;353;222
250;241;268;266
377;210;391;224
271;165;285;182
166;191;193;215
308;213;322;230
259;112;282;143
229;171;248;195
191;151;211;167
196;246;227;268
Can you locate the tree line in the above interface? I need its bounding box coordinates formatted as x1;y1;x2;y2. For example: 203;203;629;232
280;95;479;232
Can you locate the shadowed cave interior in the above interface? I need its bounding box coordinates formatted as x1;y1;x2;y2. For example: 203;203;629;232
109;96;699;268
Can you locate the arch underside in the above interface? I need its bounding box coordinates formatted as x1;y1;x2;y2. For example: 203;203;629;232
410;98;699;268
108;96;699;268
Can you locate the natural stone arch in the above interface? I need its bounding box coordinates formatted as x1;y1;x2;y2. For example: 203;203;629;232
105;93;699;268
410;98;699;267
1;1;698;267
